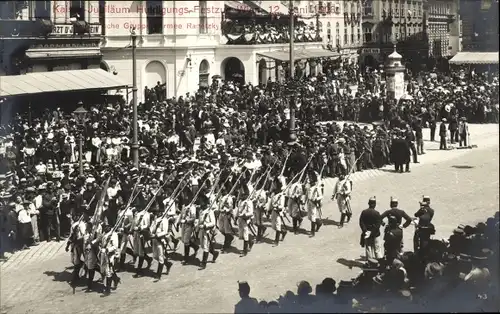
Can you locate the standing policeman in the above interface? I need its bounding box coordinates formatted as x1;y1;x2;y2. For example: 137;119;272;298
413;196;435;257
359;197;382;260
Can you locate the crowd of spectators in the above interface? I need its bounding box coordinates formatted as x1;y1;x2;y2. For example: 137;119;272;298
235;211;499;313
0;63;497;259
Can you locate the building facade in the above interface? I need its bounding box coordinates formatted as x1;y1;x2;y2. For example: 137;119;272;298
100;0;342;102
320;0;363;64
360;0;426;68
425;0;460;58
0;0;102;76
460;0;498;52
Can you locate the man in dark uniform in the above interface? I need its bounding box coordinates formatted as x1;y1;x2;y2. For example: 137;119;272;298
439;118;447;150
380;198;412;265
287;142;307;177
413;196;435;257
405;125;418;164
40;183;60;242
359;196;383;260
448;115;458;144
428;107;436;141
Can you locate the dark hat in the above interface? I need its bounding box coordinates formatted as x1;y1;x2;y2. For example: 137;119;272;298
238;281;250;294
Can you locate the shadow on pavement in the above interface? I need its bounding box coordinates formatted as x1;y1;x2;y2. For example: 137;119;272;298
451;165;475;169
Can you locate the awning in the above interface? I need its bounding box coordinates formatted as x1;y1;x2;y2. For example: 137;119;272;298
26;47;102;60
449;52;499;65
258;49;340;62
0;69;130;98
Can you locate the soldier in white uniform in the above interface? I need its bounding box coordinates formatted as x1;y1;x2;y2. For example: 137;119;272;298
288;180;305;234
132;209;153;276
163;192;180;250
252;187;268;243
99;223;119;296
217;193;235;253
307;173;324;237
149;208;173;280
196;203;219;270
116;206;135;271
65;212;86;288
332;173;352;228
270;182;288;246
83;220;102;292
236;187;255;257
178;203;198;265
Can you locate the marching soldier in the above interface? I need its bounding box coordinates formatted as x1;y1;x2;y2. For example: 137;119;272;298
332;172;352;228
288;179;305;235
359;197;382;260
307;172;323;237
270;181;287;246
83;219;102;292
99;223;120;296
162;189;180;250
218;192;235;253
252;186;268;243
149;207;173;280
65;212;86;289
116;205;135;271
236;187;255;257
132;209;153;277
178;203;198;265
196;201;219;270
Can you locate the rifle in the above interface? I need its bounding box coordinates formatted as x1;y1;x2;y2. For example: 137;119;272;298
150;169;193;236
225;168;248;225
177;169;214;229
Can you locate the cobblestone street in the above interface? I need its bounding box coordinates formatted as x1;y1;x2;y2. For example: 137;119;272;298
1;124;498;314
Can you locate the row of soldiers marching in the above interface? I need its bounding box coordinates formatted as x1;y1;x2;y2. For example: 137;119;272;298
64;143;344;296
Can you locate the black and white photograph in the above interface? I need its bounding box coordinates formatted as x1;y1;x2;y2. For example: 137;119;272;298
0;0;498;313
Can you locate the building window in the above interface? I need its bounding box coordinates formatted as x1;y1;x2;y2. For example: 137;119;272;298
34;1;51;19
344;28;348;45
70;1;85;20
357;27;361;43
146;0;163;34
199;1;208;34
318;21;323;33
417;3;421;17
99;0;106;35
364;0;373;16
199;60;210;88
336;22;340;46
351;26;355;44
344;1;348;14
327;22;331;41
326;2;332;14
364;27;372;43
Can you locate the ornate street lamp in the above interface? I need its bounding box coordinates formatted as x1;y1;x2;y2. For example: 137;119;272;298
130;26;139;168
73;105;88;176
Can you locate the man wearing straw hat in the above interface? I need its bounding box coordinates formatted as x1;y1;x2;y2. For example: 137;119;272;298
332;171;352;228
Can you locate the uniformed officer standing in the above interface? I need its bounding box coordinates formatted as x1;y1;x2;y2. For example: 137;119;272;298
218;193;235;253
307;173;323;237
380;198;413;265
65;212;86;288
99;223;119;296
149;207;173;280
178;203;197;265
236;188;255;257
270;182;287;246
439;118;447;150
132;209;153;276
196;203;219;270
359;197;382;260
332;173;352;228
413;196;435;257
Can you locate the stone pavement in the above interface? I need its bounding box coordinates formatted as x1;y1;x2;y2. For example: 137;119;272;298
0;123;497;271
0;129;498;313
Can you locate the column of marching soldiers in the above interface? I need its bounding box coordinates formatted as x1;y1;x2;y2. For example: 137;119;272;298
65;149;358;296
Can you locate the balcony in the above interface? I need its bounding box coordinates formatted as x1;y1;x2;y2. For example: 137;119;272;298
221;21;322;45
